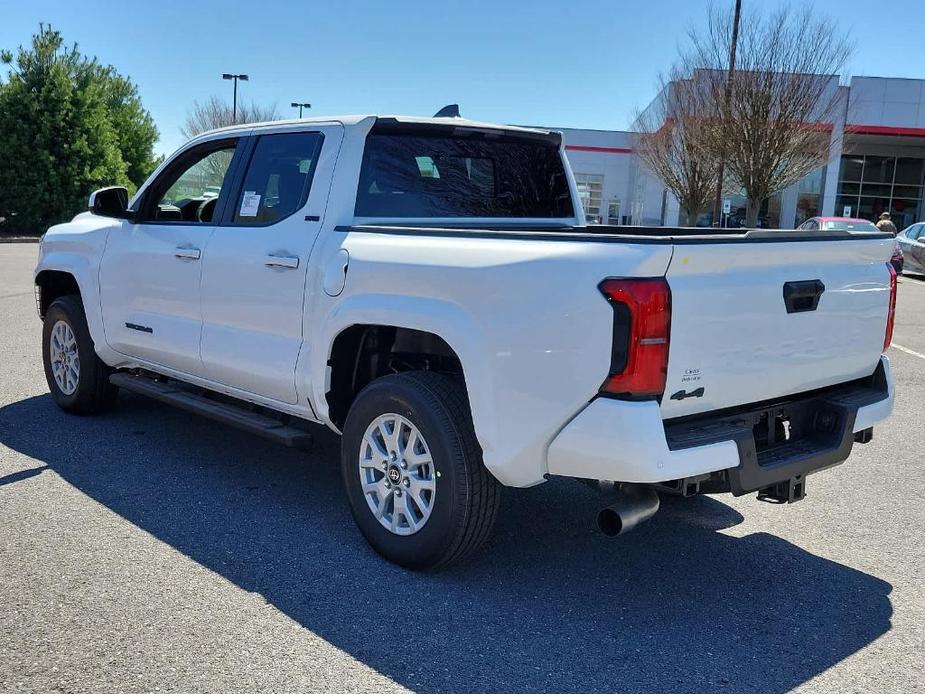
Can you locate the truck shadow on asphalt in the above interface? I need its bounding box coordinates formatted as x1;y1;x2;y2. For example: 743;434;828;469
0;393;893;694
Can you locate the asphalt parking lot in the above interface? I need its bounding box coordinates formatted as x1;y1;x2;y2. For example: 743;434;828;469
1;243;923;694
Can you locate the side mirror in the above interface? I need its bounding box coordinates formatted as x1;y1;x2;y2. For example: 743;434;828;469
88;186;133;220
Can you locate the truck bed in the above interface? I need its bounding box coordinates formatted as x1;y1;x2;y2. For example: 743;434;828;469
338;220;895;420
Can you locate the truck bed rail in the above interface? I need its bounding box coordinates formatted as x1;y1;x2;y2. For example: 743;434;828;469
335;224;893;245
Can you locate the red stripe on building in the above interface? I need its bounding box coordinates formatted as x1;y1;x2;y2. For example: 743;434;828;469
847;124;925;137
564;145;634;154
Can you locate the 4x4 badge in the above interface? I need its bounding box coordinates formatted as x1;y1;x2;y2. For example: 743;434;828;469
670;387;705;401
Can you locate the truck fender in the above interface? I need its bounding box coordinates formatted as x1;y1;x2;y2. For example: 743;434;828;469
34;252;108;344
313;293;498;459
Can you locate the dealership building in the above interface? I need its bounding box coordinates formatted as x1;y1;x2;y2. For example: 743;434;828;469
553;76;925;230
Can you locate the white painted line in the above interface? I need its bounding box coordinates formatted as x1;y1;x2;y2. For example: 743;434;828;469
892;343;925;360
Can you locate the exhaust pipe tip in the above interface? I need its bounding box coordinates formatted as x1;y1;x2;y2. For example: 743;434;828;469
597;507;626;537
596;485;660;536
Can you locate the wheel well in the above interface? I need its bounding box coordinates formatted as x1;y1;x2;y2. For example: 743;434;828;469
326;325;464;428
35;271;81;318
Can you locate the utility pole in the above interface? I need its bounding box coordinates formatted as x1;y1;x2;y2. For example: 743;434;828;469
711;0;742;227
291;102;312;118
222;73;249;123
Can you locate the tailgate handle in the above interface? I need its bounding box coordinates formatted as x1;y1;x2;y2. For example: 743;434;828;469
783;280;825;313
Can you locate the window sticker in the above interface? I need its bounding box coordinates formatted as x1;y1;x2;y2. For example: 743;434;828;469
239;191;261;217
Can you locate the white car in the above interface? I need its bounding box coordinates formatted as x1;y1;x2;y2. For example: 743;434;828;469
34;114;896;568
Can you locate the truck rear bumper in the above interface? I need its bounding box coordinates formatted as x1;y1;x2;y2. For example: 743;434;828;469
546;356;893;490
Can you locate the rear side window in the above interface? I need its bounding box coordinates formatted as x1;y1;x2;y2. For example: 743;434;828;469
231;132;323;225
355;132;573;218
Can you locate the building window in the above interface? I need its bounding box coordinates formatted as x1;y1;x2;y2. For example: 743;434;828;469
836;155;925;230
574;173;603;223
716;189;781;228
794;167;826;227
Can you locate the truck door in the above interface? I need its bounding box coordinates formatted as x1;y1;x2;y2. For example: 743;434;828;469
98;137;244;374
198;124;343;404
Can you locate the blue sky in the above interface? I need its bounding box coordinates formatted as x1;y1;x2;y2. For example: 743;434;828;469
3;1;924;156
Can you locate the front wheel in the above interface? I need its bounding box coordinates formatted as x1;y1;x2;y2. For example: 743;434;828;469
341;371;501;569
42;295;118;415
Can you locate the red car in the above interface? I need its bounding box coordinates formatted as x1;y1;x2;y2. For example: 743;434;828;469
798;216;902;272
797;216;880;232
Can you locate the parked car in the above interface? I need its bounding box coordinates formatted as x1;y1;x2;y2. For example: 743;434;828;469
896;222;925;275
797;216;880;232
34;114;897;568
890;240;905;275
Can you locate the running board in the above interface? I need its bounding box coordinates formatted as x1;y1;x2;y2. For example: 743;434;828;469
110;372;313;449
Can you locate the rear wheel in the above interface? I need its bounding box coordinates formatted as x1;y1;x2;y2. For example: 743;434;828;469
341;371;501;569
42;295;118;414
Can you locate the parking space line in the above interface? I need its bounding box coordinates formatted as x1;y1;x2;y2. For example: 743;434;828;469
892;343;925;360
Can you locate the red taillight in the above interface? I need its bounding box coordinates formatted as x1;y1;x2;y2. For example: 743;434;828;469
599;278;671;397
884;262;897;352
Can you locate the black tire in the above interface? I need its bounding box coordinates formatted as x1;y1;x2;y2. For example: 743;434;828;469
42;295;118;415
341;371;501;569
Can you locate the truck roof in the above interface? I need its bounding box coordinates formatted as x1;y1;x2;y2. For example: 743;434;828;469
198;114;556;139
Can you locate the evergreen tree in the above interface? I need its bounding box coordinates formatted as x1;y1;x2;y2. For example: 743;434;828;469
0;25;158;232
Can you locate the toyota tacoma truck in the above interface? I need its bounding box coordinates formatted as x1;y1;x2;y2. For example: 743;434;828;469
34;113;896;568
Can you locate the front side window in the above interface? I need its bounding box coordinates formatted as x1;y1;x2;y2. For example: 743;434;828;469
355;132;573;218
142;141;237;223
231;132;324;225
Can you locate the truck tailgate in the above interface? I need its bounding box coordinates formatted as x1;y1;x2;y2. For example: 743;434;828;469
660;236;894;419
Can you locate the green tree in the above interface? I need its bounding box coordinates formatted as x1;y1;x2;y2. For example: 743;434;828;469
96;66;159;190
0;25;158;233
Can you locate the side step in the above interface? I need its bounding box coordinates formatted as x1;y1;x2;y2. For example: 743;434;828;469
110;372;313;449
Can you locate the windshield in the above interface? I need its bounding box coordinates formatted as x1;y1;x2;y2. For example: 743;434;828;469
355;131;573;218
822;219;879;232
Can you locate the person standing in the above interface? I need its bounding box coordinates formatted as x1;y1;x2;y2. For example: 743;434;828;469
877;212;898;236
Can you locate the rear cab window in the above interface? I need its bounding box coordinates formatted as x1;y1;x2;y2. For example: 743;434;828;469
355;125;574;220
231;132;324;226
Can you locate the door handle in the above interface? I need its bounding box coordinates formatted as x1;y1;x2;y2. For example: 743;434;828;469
265;255;300;269
174;247;201;260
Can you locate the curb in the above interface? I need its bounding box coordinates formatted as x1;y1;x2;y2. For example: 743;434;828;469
0;237;41;244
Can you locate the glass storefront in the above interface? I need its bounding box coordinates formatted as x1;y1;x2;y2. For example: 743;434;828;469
794;167;826;227
689;191;782;228
836;155;924;230
720;190;781;228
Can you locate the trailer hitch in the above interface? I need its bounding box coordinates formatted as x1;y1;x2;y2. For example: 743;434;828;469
757;474;806;504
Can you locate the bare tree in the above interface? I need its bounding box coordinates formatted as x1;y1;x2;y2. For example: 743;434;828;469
180;96;279;139
633;70;725;226
688;5;851;227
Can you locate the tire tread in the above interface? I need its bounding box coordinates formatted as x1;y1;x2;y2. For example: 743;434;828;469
342;370;501;569
400;371;501;568
44;295;118;415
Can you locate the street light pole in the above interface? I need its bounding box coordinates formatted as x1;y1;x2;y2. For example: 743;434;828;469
291;102;311;118
222;73;249;123
711;0;742;227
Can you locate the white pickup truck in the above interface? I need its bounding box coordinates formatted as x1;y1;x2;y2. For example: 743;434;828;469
35;114;896;568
